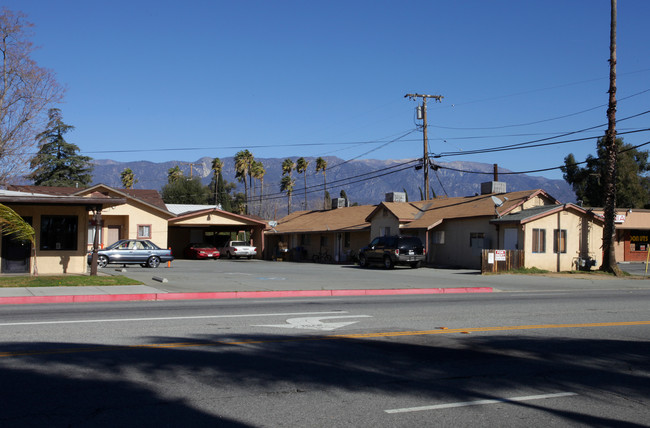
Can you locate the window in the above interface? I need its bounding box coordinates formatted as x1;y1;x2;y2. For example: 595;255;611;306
630;231;649;252
300;234;311;246
553;229;567;253
432;230;445;244
470;232;484;248
381;227;391;237
87;221;103;245
137;224;151;239
40;215;78;251
344;232;351;248
532;229;546;253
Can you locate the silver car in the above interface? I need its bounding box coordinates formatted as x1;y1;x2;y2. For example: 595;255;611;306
88;239;174;268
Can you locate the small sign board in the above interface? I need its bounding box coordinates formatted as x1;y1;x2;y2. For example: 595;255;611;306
495;250;506;261
615;215;626;223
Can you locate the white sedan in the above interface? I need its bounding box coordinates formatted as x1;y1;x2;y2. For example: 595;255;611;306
220;241;257;259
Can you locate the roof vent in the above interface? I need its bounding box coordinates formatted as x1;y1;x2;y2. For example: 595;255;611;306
385;192;406;203
481;181;506;195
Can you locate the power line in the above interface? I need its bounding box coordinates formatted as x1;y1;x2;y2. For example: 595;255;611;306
79;130;419;156
431;110;650;158
259;159;421;201
427;69;650;111
432;140;650;176
432;127;650;158
327;129;419;172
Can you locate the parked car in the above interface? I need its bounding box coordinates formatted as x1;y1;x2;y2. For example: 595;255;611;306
220;240;257;259
87;239;173;268
358;235;425;269
184;243;220;260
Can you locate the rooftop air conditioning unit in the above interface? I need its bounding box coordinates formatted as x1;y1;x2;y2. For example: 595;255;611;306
331;198;347;209
481;181;506;195
385;192;406;203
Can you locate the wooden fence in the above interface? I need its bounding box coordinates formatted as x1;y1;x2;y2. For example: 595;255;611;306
481;249;525;273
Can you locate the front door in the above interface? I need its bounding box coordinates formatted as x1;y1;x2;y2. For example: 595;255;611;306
1;216;32;273
107;226;121;247
504;228;518;250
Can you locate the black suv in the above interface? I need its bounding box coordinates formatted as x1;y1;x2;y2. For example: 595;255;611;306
358;235;426;269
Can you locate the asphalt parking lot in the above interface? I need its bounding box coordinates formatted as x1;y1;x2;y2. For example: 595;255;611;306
102;259;650;294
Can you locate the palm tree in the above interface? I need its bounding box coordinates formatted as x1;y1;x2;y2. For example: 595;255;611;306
296;157;310;209
315;157;328;209
280;175;295;215
234;150;254;213
120;168;137;189
251;160;266;216
281;158;296;214
281;158;295;177
167;165;183;184
211;157;224;205
0;204;37;275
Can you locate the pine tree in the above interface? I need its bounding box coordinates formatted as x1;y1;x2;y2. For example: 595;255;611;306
29;109;93;187
562;137;649;208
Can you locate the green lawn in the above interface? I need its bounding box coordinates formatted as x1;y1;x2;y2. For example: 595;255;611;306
0;275;143;287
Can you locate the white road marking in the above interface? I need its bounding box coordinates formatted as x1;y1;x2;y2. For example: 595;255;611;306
254;315;372;331
0;311;348;327
385;392;578;414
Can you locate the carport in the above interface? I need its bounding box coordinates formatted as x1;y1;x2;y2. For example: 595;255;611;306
167;206;268;259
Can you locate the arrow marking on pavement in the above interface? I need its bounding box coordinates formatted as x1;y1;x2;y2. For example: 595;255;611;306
254;315;372;331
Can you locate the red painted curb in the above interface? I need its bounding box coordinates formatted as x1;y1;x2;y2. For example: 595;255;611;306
0;287;492;305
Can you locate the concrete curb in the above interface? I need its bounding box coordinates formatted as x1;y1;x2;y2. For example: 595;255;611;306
0;287;493;305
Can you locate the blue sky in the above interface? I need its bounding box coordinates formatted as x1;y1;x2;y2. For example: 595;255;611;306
6;1;650;180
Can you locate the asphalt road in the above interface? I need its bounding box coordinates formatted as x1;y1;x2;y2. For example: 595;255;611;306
1;288;649;427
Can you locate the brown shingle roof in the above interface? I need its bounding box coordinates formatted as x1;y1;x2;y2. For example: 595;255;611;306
368;189;558;230
109;188;168;211
272;205;376;233
7;184;170;213
6;185;79;196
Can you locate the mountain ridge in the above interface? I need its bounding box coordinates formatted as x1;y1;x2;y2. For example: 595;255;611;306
90;156;576;214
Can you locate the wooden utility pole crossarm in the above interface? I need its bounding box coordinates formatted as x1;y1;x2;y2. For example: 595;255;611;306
405;93;443;200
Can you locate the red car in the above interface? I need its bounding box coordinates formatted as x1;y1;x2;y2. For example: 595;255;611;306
184;243;220;260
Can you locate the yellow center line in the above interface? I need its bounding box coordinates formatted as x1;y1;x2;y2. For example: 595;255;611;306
1;320;649;358
332;320;650;339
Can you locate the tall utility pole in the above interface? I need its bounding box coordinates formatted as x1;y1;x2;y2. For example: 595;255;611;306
181;162;202;177
405;93;443;200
